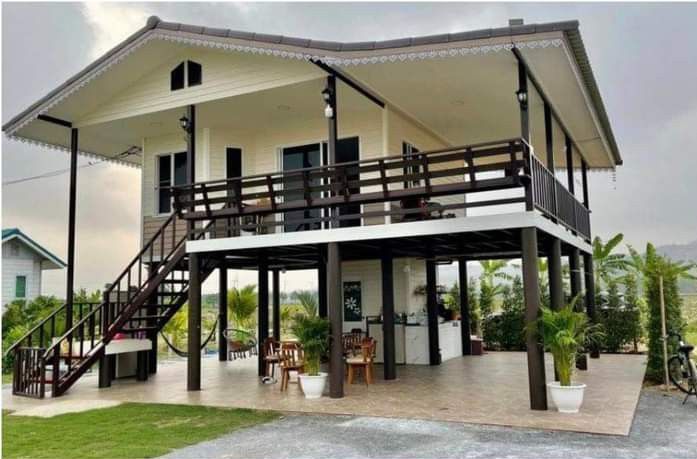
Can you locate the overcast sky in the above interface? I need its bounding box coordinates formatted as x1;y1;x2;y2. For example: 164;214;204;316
2;2;697;297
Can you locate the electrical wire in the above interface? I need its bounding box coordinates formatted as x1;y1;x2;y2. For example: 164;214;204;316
2;160;105;187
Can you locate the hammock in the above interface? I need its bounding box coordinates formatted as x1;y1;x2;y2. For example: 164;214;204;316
160;317;219;358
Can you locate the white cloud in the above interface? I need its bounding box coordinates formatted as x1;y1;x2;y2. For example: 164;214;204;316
81;3;150;59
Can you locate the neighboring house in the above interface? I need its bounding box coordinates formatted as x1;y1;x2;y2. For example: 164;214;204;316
3;16;621;406
2;228;65;307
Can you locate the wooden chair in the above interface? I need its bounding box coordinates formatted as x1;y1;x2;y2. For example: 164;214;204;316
262;337;281;378
279;342;304;391
346;338;376;385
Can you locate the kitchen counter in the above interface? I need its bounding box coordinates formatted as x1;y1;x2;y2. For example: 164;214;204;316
367;320;463;365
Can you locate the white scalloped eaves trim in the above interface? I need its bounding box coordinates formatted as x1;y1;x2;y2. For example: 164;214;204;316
4;29;562;159
4;133;141;169
158;33;564;67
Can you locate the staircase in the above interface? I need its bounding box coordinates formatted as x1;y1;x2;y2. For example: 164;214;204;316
7;214;217;398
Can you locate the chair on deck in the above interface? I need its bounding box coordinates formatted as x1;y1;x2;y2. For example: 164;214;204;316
342;332;362;357
346;337;376;385
279;342;304;391
262;337;281;379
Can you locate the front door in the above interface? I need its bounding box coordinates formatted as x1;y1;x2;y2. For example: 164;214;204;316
282;143;323;232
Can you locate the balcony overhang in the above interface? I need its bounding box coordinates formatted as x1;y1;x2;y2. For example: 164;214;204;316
186;212;592;268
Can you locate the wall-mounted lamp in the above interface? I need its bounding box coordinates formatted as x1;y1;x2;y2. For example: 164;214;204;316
179;116;191;133
321;86;334;119
515;89;528;107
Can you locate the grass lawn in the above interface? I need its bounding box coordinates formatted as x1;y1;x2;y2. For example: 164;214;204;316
2;403;279;459
2;373;12;385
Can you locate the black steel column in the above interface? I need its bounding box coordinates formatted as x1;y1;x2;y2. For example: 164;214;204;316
147;264;158;374
325;75;344;398
548;238;563;311
544;102;554;172
272;269;281;340
185;105;196;237
65;128;79;331
581;160;590;209
218;266;228;361
458;257;472;355
565;135;575;195
327;242;343;397
426;258;441;366
583;252;599;358
318;247;328;319
258;252;269;376
518;61;530;143
381;247;396;380
521;227;547;410
569;248;582;300
187;252;202;391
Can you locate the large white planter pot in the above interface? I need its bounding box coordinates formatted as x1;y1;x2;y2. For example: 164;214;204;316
298;372;328;399
547;382;586;413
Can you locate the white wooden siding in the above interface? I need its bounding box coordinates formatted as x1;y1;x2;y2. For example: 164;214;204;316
2;241;43;307
77;50;324;127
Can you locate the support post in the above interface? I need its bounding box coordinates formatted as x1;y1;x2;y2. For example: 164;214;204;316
583;252;599;358
65;128;79;331
185;104;196;238
147;264;158;374
521;227;547;410
544;102;554;172
581;160;590;209
381;247;396;380
569;248;582;300
565;134;575;195
458;257;472;355
327;242;343;397
318;247;328;319
187;253;201;391
548;238;563;311
258;252;269;376
518;60;530;143
272;270;281;340
218;266;228;361
426;257;441;366
325;75;344;397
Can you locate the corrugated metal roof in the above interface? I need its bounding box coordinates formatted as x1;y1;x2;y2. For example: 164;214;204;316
1;16;621;165
2;228;66;268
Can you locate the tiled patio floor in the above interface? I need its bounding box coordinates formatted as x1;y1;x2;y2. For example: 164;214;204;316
2;352;646;435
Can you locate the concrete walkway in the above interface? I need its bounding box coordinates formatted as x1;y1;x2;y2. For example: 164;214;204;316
161;390;697;459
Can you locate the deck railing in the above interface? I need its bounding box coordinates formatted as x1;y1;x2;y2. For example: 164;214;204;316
171;138;590;241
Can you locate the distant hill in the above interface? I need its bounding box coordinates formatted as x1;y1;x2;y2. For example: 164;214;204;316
656;240;697;294
656;239;697;263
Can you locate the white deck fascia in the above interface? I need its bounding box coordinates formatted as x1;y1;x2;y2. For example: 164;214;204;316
186;212;592;255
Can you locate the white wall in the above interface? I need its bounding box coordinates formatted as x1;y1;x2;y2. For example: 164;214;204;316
2;240;43;307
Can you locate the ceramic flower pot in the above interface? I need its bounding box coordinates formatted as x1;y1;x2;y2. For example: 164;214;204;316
547;381;586;413
298;372;328;399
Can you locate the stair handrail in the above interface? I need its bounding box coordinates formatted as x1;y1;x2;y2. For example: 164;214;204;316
4;302;101;357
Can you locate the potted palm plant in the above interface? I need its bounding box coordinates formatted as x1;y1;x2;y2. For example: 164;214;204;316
290;314;330;399
533;295;602;413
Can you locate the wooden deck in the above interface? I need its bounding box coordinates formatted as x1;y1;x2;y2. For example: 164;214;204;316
3;352;646;436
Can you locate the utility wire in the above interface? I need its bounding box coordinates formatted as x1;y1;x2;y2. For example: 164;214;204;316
2;147;140;187
2;160;105;187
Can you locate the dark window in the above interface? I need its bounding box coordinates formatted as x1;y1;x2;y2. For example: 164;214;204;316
157;152;187;214
402;142;421;189
15;276;26;298
187;61;202;87
282;143;322;232
170;62;185;91
226;148;242;179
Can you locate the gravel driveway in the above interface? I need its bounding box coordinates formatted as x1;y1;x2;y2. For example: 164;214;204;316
161;390;696;459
